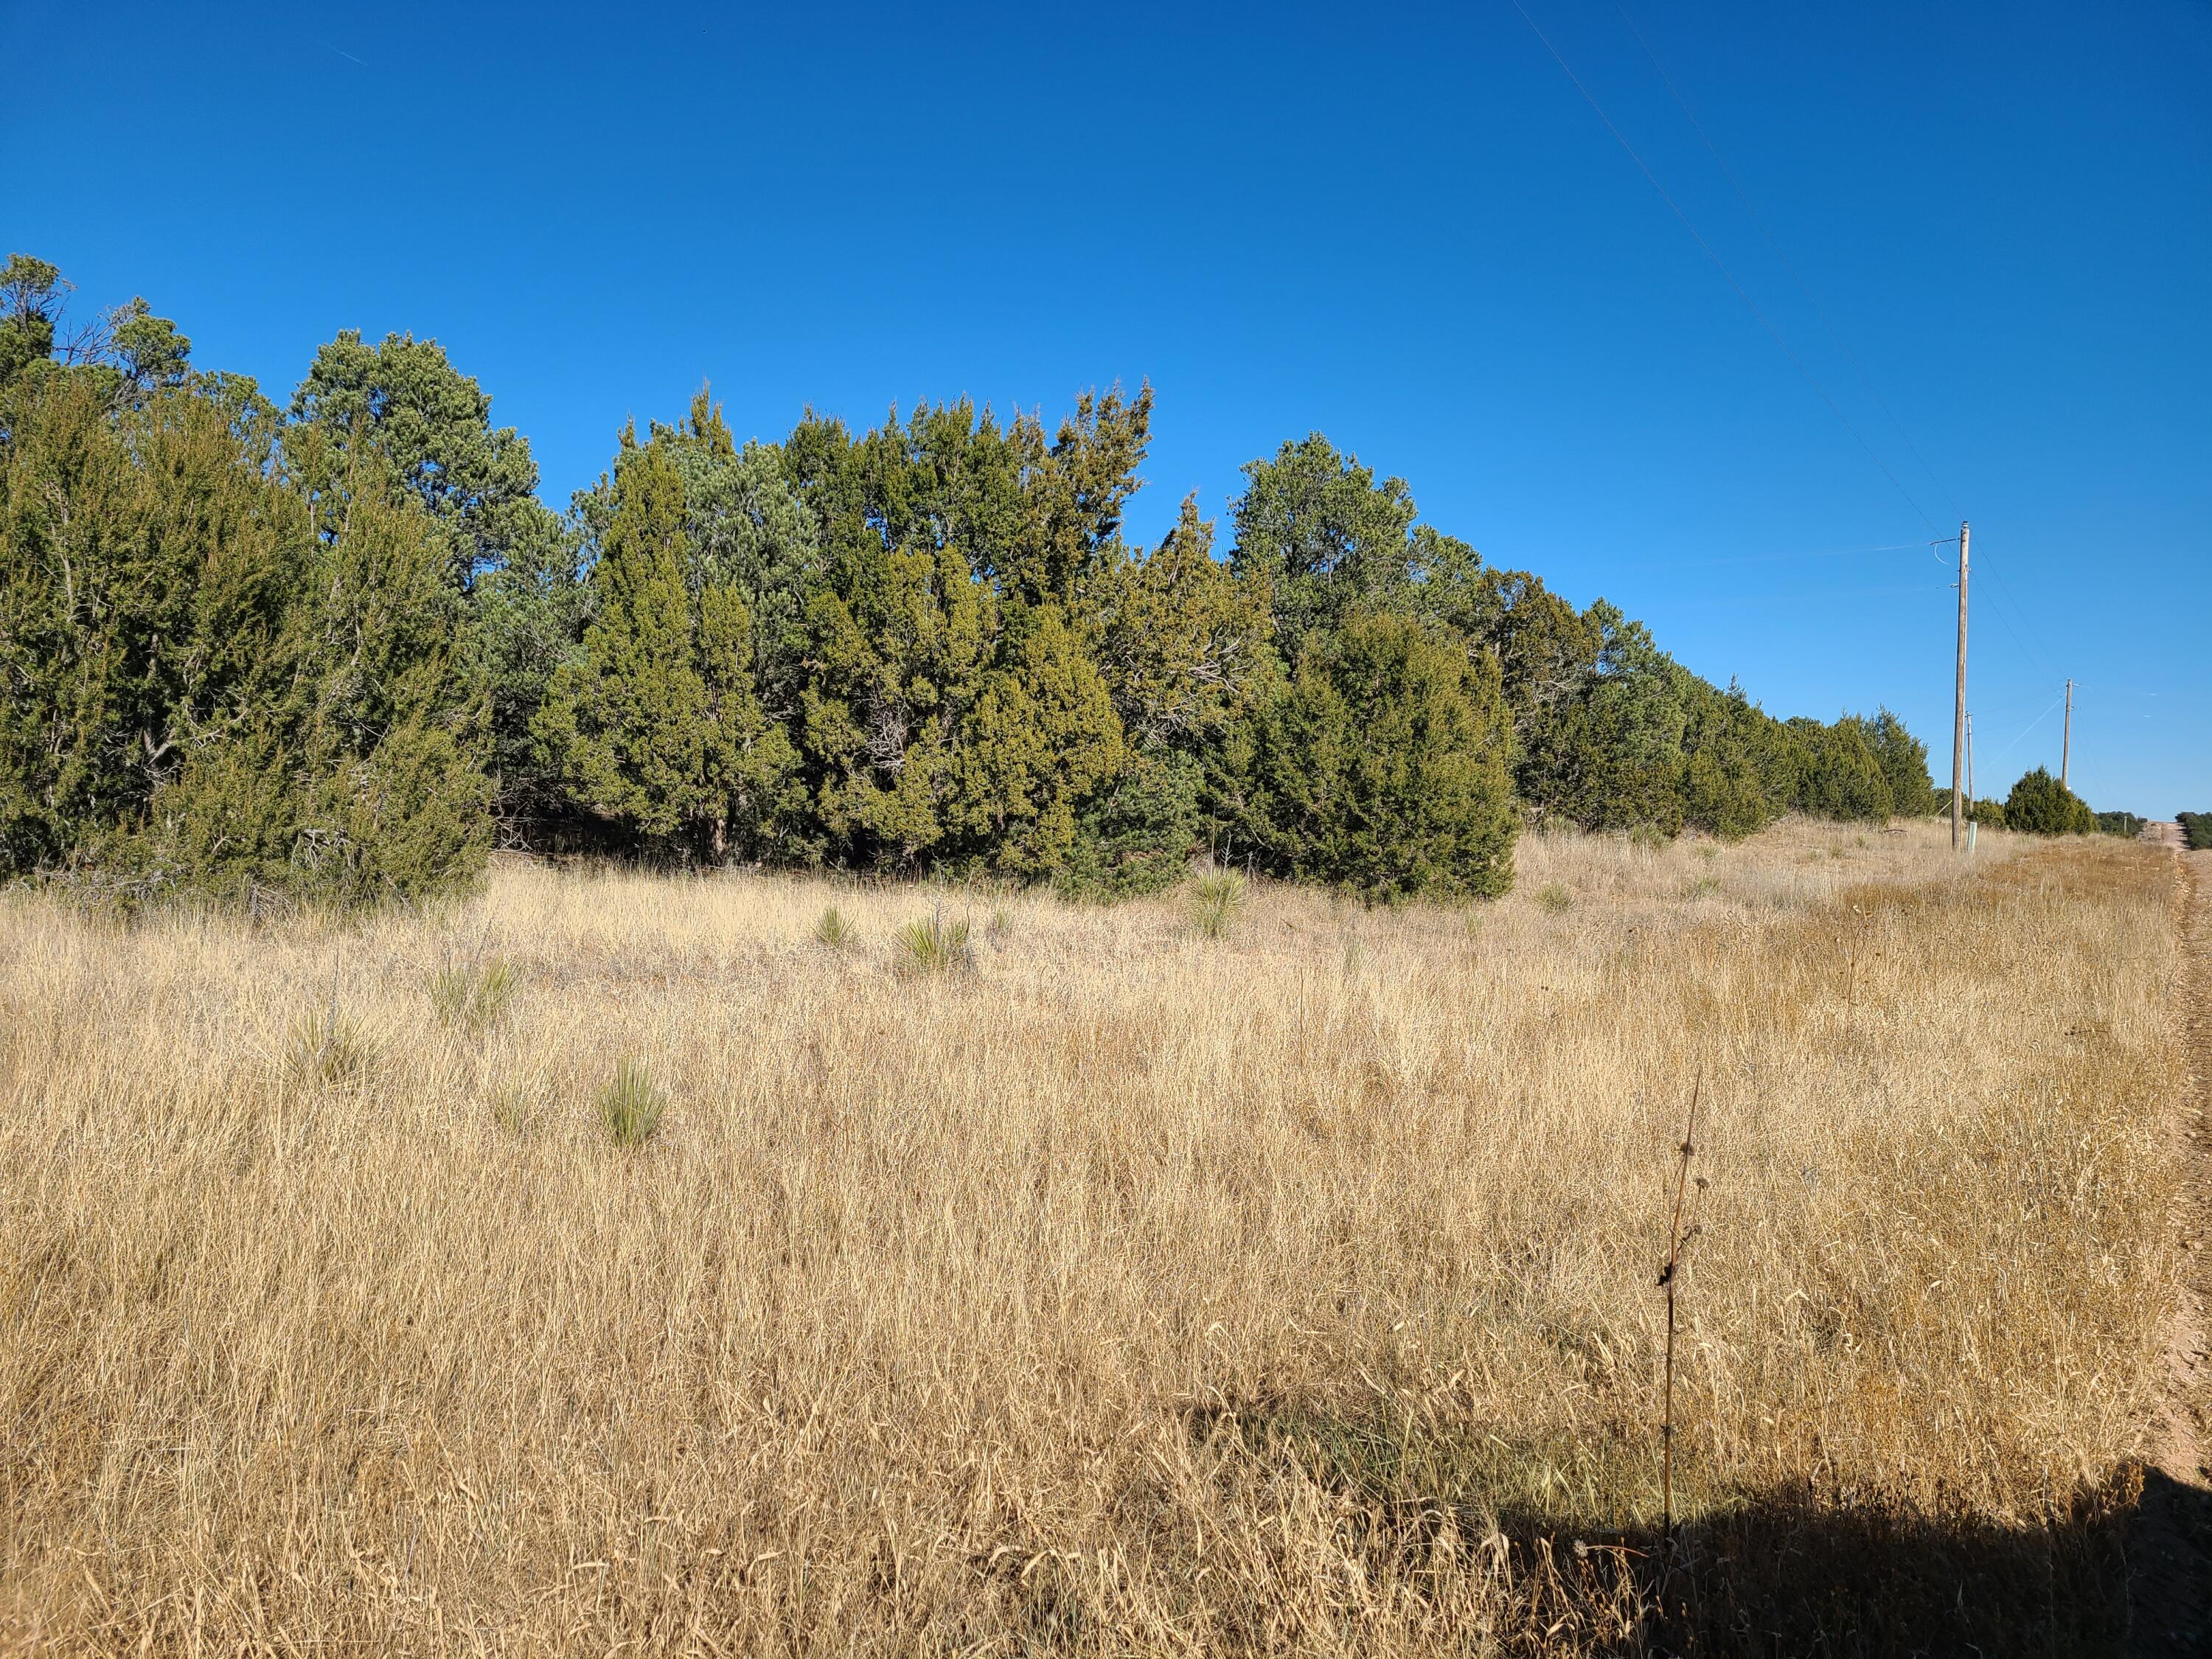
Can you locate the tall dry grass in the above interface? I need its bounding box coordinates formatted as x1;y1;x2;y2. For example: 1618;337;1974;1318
0;819;2186;1654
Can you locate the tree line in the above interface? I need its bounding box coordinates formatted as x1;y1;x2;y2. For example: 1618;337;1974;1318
0;254;2120;910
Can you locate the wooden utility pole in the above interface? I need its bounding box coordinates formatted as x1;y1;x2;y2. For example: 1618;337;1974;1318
1966;712;1975;805
1951;521;1969;851
2061;679;2073;790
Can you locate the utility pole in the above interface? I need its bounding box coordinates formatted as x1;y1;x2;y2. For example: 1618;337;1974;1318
1951;521;1969;851
1966;711;1975;806
2061;678;2073;790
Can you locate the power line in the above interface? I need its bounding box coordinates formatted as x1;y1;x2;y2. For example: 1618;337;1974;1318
1971;559;2061;682
1506;0;1941;534
1982;689;2067;769
1612;1;1961;521
1621;540;1926;571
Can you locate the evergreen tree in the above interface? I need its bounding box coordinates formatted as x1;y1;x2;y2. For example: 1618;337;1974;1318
0;333;487;907
1868;707;1935;818
291;329;549;588
1077;495;1276;888
947;604;1124;876
2004;766;2096;835
1230;435;1419;647
0;368;299;874
800;540;997;869
1792;717;1896;822
535;439;715;850
1680;681;1784;840
1247;608;1517;900
1511;608;1689;833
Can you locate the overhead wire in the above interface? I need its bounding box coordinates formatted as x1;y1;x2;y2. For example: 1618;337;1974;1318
1981;689;2067;770
1505;0;1942;535
1611;0;1962;523
1629;540;1927;571
1512;0;2087;749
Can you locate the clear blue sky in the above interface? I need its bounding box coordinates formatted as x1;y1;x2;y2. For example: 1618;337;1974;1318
10;0;2207;812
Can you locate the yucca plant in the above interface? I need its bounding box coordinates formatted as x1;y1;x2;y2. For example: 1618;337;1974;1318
814;905;855;949
285;1007;377;1090
599;1060;667;1147
894;909;973;976
1189;868;1247;940
487;1082;535;1135
427;957;518;1033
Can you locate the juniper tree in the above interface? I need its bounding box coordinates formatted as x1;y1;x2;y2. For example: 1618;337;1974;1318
535;437;715;852
2004;766;2096;835
1230;434;1419;649
1246;608;1517;900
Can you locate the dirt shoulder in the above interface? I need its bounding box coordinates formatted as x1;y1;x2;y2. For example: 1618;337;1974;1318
2131;846;2212;1655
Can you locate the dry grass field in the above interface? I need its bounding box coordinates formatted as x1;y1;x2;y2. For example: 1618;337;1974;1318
0;820;2190;1655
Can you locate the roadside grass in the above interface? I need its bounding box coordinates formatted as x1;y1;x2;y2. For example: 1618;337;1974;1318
0;818;2182;1655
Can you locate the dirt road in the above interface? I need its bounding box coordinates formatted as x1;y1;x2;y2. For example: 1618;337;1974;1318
2132;842;2211;1655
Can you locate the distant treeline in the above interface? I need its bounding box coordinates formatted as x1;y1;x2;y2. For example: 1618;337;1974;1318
2179;813;2212;852
0;256;2118;908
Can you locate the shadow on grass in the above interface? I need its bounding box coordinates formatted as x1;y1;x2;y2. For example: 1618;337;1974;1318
1187;1401;2186;1656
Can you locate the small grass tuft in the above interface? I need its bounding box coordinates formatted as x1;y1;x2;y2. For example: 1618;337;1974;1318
894;911;973;976
1189;868;1248;940
1536;881;1573;915
487;1082;536;1135
427;957;518;1033
285;1008;377;1090
813;905;855;949
598;1060;667;1147
1686;874;1722;899
990;903;1015;939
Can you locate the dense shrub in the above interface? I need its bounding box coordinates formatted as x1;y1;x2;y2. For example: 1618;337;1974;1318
0;359;487;909
1244;609;1517;900
1791;717;1896;823
2004;768;2096;835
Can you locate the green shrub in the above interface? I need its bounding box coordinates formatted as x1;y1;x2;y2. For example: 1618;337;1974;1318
1793;718;1896;823
1245;609;1517;901
1537;882;1573;915
2004;768;2096;835
813;905;855;948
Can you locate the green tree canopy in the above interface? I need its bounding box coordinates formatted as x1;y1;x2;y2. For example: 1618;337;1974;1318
1231;434;1419;647
1245;608;1517;900
291;329;548;585
2004;766;2096;835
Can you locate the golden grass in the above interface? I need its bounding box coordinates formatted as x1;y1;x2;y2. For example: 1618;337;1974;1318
0;819;2186;1654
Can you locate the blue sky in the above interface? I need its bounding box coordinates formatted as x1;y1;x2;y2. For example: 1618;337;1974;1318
9;0;2207;812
